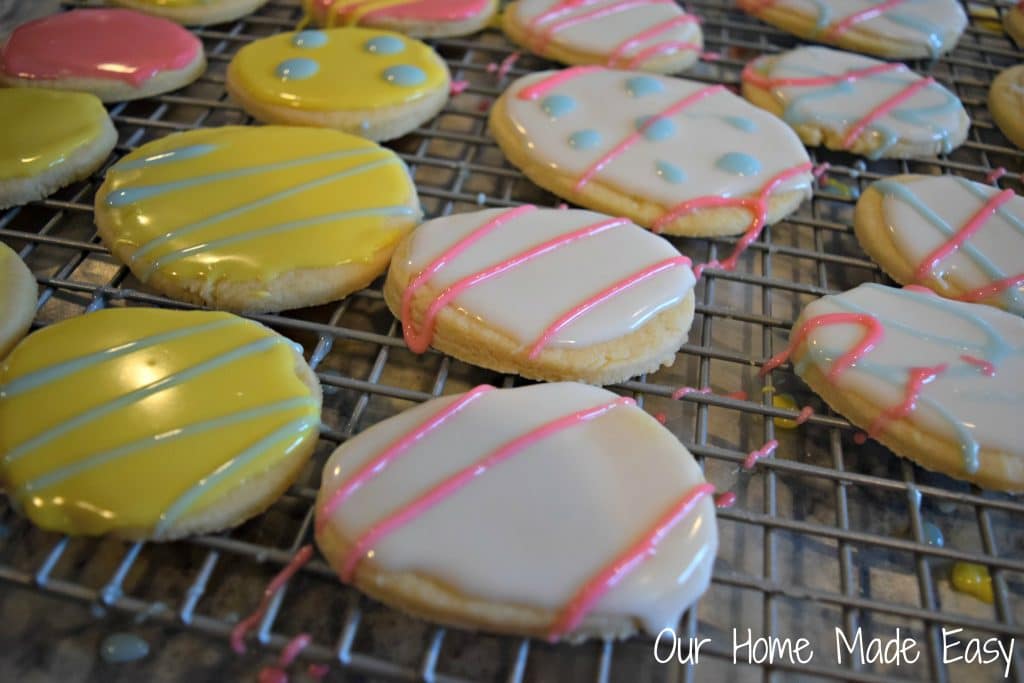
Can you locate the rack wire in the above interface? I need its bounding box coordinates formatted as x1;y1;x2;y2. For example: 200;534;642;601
1;1;1022;681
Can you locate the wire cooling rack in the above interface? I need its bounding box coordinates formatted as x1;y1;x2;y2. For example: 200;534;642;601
1;1;1022;681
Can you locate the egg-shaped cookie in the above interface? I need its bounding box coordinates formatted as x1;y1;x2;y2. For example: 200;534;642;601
989;64;1024;151
226;27;450;141
315;382;717;642
384;206;696;385
0;307;322;540
302;0;498;38
0;243;37;360
94;126;421;313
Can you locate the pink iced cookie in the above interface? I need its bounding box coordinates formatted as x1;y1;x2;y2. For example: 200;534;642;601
303;0;499;37
0;8;206;102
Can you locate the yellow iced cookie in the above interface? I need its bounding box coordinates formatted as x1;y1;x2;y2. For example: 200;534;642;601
94;126;421;313
108;0;272;25
226;27;450;141
0;243;37;360
0;307;322;540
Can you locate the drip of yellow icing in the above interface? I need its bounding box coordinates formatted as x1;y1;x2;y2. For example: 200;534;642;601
0;308;321;537
324;0;418;25
951;562;994;604
772;393;800;429
0;89;110;179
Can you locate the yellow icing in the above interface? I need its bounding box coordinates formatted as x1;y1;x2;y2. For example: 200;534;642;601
773;393;799;429
0;89;110;180
0;307;320;537
227;27;448;111
320;0;418;25
951;562;995;604
95;125;420;286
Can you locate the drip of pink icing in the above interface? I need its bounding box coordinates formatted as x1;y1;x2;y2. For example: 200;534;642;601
867;364;948;437
518;65;603;100
813;162;831;180
853;432;868;445
547;482;713;640
231;545;315;655
822;0;909;38
532;0;676;53
671;385;711;400
795;406;814;425
760;313;885;379
957;274;1024;304
654;412;667;424
258;667;287;683
961;355;996;377
308;664;330;681
449;80;470;95
0;9;201;87
316;385;495;532
316;0;492;22
841;77;936;148
742;439;778;469
279;634;312;668
986;167;1007;184
487;52;520;80
606;15;700;67
714;491;736;508
725;390;748;401
338;396;637;581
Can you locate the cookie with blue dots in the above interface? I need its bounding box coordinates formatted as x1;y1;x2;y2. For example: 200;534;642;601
226;27;450;141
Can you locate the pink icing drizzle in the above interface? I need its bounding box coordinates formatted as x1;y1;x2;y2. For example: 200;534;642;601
742;439;778;469
607;15;700;67
257;633;313;682
338;396;637;581
725;390;748;401
671;385;712;400
0;9;201;87
518;65;602;100
760;313;885;379
960;354;996;377
314;0;491;22
449;80;470;95
547;481;713;640
841;76;936;148
308;664;330;680
795;405;815;425
986;167;1007;185
714;491;737;508
231;545;315;655
867;364;948;437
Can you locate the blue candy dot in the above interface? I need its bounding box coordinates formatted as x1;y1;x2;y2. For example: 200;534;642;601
722;115;757;133
383;64;426;86
715;152;762;176
541;94;576;119
655;161;686;184
626;75;664;98
635;115;676;141
365;35;405;55
292;30;327;48
569;129;602;150
275;58;319;81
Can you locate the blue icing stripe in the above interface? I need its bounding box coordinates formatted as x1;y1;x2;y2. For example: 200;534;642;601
715;152;761;176
541;94;576;118
655;161;686;184
115;144;217;171
569;129;602;150
292;30;328;48
722;115;757;133
276;58;319;80
383;64;426;86
365;35;405;55
636;115;676;141
626;75;664;98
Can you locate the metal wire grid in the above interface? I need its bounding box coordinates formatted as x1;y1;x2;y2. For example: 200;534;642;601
0;1;1022;681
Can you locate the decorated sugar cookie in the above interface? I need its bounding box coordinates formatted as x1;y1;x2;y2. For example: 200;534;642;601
0;308;322;539
108;0;271;25
315;382;717;641
989;64;1024;151
226;27;450;141
489;67;813;249
503;0;704;73
302;0;498;37
384;207;697;385
0;243;36;360
855;175;1024;316
94;126;421;313
764;283;1024;491
1006;4;1024;47
0;89;117;210
738;0;967;59
0;9;206;102
742;47;969;160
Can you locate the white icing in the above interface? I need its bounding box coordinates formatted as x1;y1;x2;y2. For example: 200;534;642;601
510;0;701;66
879;175;1024;315
796;283;1024;459
316;382;717;634
400;207;696;348
503;68;813;209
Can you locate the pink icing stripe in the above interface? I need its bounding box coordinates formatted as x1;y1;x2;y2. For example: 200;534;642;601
867;364;948;437
795;406;814;425
533;0;675;52
575;85;727;191
912;189;1015;283
316;385;494;532
547;481;714;640
714;491;737;508
279;633;312;667
339;396;637;582
823;0;908;38
518;66;603;100
607;15;699;66
742;60;902;91
841;77;936;148
957;273;1024;304
960;354;996;377
742;439;778;469
760;312;885;379
623;41;702;69
404;216;630;355
231;545;315;654
671;385;711;400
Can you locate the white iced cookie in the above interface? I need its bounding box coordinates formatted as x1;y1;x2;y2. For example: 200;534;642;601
383;206;697;385
764;283;1024;491
854;175;1024;316
489;68;813;244
737;0;967;59
0;243;37;359
742;47;969;160
503;0;703;73
314;382;717;642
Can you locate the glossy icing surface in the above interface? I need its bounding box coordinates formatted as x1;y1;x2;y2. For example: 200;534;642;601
744;47;965;159
96;126;419;287
738;0;966;57
504;67;812;216
775;283;1024;473
228;27;447;110
308;0;492;24
0;9;202;87
509;0;702;68
398;207;696;351
315;382;717;638
0;89;111;180
877;176;1024;315
0;308;320;536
